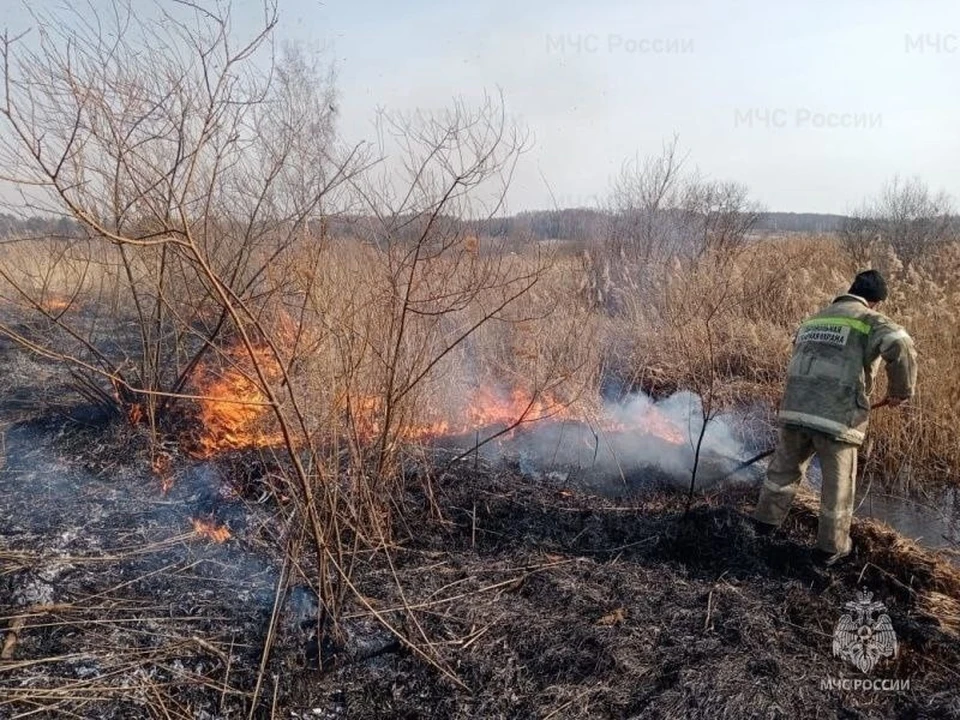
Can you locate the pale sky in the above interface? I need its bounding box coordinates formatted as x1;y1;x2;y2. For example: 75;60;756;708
6;0;960;214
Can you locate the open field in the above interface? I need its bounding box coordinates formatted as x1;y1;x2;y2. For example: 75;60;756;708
4;228;959;487
1;2;959;716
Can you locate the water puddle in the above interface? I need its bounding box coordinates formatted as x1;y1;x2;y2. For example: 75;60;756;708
857;486;960;551
805;459;960;554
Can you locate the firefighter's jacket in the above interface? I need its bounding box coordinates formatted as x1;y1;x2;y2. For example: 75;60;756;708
779;293;917;445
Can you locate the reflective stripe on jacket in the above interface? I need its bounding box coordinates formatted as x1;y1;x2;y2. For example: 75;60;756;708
779;294;917;445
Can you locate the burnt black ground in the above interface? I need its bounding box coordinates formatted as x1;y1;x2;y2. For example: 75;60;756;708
2;344;960;719
289;465;960;720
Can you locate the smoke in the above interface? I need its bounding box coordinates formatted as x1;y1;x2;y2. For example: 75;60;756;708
490;390;759;495
653;390;747;461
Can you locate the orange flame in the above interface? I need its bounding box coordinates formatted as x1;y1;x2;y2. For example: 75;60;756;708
39;296;71;313
190;344;684;456
192;345;284;457
191;517;231;543
466;386;568;429
152;452;174;495
599;410;685;445
347;386;569;443
349;386;685;446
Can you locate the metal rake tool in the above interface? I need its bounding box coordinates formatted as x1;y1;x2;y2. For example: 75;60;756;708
721;448;776;480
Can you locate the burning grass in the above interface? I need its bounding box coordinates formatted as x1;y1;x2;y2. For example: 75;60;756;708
190;517;232;544
191;344;286;457
6;224;956;488
186;330;686;460
345;383;688;450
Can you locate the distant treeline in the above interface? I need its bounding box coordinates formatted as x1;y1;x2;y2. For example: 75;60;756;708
0;210;850;243
0;213;81;238
479;210;849;241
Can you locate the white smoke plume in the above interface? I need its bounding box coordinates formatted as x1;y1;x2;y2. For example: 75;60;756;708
487;390;759;495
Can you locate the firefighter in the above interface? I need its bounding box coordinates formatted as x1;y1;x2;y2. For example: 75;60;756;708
753;270;917;565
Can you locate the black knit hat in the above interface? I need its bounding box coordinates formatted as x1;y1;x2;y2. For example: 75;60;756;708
849;270;888;303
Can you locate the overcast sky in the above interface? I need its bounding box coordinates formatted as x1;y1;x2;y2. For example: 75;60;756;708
289;0;960;214
6;0;960;214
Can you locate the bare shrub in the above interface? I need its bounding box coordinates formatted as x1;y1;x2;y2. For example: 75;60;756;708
313;98;595;483
0;1;358;443
841;176;956;267
584;137;762;314
0;0;549;701
587;136;687;312
680;178;763;258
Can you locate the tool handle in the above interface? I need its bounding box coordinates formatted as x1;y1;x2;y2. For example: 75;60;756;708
727;398;894;481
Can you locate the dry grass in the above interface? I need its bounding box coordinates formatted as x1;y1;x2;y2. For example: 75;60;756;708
792;487;960;637
2;231;957;488
595;236;960;487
